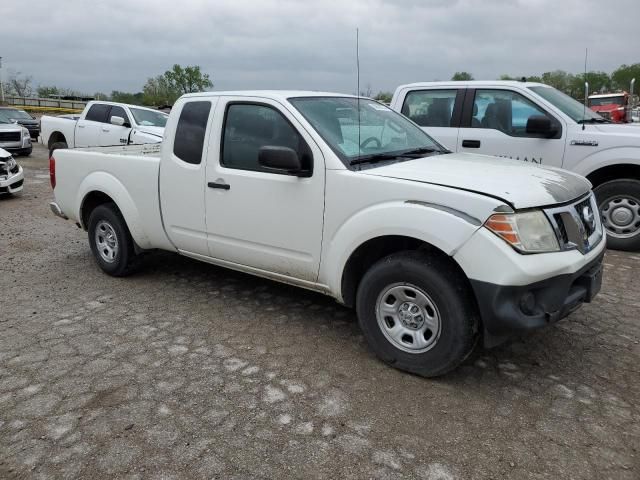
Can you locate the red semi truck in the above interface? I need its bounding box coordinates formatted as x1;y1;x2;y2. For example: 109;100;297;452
588;92;631;123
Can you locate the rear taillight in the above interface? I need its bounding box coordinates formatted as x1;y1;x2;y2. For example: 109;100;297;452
49;155;56;189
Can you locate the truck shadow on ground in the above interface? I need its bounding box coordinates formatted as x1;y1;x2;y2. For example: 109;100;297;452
103;248;612;387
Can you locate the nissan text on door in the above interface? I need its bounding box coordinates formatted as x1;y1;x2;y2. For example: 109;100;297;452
391;81;640;251
49;91;605;377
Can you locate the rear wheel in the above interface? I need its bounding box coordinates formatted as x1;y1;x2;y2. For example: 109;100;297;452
356;251;478;377
49;141;68;157
594;179;640;251
88;203;138;276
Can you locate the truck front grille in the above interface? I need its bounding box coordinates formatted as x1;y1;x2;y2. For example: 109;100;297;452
0;132;21;142
545;193;603;254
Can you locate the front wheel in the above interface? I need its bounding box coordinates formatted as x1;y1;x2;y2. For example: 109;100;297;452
594;179;640;251
88;203;139;276
356;251;478;377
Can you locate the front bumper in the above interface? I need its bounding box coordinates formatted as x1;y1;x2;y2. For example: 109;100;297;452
470;252;604;347
0;165;24;194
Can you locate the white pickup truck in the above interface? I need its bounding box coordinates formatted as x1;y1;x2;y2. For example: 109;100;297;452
40;101;168;154
49;90;605;377
391;81;640;251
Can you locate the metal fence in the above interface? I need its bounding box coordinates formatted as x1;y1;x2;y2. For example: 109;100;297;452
3;95;87;112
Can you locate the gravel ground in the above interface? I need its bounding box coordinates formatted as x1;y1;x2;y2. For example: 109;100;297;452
1;143;639;479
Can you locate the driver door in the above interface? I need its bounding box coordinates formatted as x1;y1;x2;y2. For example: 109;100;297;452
204;97;325;282
457;89;567;167
99;105;132;146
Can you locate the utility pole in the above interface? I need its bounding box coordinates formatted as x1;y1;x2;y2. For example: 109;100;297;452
0;57;4;104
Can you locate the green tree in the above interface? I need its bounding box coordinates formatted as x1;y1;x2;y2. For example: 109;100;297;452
611;63;640;92
374;91;393;103
110;91;144;105
540;70;571;92
498;74;517;80
142;75;180;106
451;71;473;81
164;64;213;95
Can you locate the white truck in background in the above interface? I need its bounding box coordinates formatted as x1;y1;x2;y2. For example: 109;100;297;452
391;81;640;251
49;90;605;377
40;101;168;154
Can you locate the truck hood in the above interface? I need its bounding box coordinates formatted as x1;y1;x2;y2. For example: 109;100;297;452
134;126;164;138
0;147;10;157
592;123;640;134
0;123;22;132
360;152;591;209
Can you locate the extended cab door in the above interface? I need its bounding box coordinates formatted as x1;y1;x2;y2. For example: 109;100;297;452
159;98;218;256
394;88;464;151
457;88;566;167
99;105;132;146
204;97;325;282
75;103;109;147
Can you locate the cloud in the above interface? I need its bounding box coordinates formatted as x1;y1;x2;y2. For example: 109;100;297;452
1;0;638;95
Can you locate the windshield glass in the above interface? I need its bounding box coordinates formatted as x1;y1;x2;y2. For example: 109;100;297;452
0;109;32;121
589;96;625;107
130;108;168;127
288;97;445;166
529;86;602;123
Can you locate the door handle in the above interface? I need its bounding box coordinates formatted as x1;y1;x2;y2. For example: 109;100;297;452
102;128;110;132
77;125;85;129
208;181;230;190
462;139;481;148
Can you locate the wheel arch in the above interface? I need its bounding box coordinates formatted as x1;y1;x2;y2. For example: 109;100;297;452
47;131;67;149
76;172;152;249
586;163;640;188
340;234;475;309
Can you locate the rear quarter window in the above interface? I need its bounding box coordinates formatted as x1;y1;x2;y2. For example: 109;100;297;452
173;101;212;165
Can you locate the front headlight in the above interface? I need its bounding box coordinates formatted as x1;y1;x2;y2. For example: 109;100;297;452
4;156;17;170
22;127;30;137
485;210;560;253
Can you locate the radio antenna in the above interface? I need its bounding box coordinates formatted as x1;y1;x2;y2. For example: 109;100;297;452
356;28;361;162
582;48;588;130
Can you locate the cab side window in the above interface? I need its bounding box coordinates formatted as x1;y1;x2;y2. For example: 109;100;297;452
221;103;312;174
401;90;457;127
472;90;555;137
85;104;110;123
173;101;212;165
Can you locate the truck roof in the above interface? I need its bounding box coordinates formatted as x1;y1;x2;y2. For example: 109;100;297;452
182;90;359;101
588;93;626;98
396;80;548;89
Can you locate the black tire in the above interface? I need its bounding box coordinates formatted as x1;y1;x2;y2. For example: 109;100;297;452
19;147;32;156
356;251;478;377
49;141;68;157
594;179;640;251
88;203;139;277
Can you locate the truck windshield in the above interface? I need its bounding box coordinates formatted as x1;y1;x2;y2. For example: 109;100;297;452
289;97;446;167
589;96;625;107
130;108;168;127
529;86;603;123
0;109;32;120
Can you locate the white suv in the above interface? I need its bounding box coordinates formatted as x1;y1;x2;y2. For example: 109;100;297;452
391;81;640;251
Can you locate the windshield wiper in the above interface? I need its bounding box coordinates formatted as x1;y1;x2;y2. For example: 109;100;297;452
577;117;611;124
400;147;448;156
349;147;445;166
349;153;404;166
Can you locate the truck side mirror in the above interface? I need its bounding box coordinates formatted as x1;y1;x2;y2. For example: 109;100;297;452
526;115;556;137
110;116;131;128
258;146;306;176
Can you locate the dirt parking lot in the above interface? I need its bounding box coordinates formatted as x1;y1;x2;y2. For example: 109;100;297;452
1;143;639;479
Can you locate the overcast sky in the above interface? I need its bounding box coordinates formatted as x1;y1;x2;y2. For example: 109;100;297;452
2;0;639;95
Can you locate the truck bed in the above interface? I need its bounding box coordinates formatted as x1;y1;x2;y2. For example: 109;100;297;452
52;143;173;251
